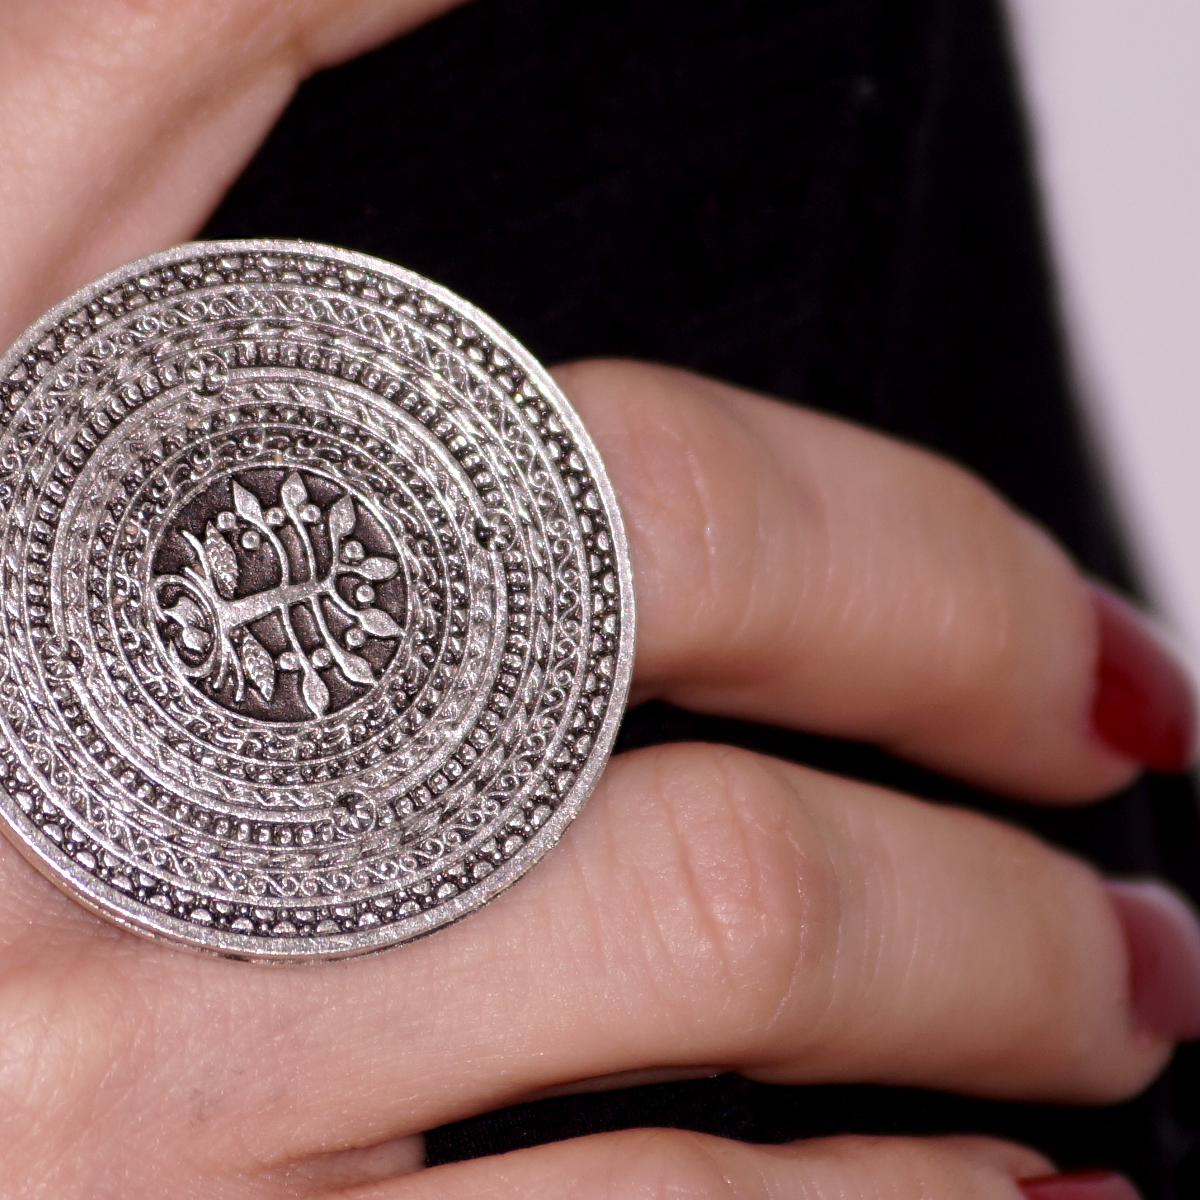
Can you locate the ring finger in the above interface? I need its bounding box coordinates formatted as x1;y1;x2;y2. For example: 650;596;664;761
2;741;1191;1183
325;1131;1060;1200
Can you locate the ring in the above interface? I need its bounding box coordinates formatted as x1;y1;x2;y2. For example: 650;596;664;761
0;240;634;960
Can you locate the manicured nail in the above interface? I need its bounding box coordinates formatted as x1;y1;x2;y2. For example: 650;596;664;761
1105;880;1200;1041
1019;1169;1142;1200
1089;582;1197;772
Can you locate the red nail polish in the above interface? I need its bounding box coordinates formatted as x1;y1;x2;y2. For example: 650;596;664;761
1089;582;1197;773
1019;1169;1142;1200
1105;880;1200;1041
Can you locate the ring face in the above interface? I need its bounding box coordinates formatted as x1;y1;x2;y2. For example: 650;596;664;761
0;240;634;959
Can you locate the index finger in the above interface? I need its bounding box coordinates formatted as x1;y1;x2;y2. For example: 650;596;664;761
556;359;1195;800
0;0;465;346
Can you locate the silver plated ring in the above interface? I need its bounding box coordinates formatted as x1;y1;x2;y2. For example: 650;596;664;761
0;240;634;960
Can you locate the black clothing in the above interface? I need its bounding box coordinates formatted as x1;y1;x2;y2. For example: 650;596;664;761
205;0;1200;1193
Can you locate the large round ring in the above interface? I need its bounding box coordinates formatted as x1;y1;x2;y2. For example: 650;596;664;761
0;240;634;960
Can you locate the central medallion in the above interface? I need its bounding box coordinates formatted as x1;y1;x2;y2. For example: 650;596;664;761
152;470;406;721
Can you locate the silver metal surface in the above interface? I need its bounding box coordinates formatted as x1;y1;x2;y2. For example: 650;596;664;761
0;241;634;960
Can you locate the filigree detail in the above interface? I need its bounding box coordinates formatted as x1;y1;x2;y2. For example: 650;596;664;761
154;473;402;718
0;242;631;958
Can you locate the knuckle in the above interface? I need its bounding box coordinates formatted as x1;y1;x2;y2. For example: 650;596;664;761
875;457;1018;680
853;445;1091;772
555;361;787;678
600;1129;742;1200
596;1131;1031;1200
616;745;840;1036
803;1135;1022;1199
0;966;105;1150
894;459;1068;696
0;945;161;1152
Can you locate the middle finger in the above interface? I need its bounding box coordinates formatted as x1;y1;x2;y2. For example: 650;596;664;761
557;359;1194;798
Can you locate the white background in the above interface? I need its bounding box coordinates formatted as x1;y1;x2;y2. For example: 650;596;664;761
1005;1;1200;657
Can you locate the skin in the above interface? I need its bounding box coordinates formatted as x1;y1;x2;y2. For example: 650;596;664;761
0;2;1177;1196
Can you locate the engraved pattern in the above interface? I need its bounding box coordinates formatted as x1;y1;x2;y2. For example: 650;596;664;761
0;242;633;959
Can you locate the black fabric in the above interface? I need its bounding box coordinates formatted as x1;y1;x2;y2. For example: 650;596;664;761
205;0;1200;1194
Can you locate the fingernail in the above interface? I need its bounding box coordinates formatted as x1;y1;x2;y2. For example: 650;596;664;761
1105;880;1200;1041
1019;1169;1142;1200
1089;582;1196;773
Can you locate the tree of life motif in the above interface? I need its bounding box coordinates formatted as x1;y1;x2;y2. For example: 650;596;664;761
153;472;402;719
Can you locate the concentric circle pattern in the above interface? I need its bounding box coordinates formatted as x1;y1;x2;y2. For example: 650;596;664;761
0;241;634;959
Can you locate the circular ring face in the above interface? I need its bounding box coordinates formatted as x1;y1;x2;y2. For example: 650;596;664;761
0;241;634;960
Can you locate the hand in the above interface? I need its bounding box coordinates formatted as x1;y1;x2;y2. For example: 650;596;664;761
2;5;1199;1199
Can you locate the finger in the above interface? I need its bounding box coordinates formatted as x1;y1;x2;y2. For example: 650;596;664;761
341;1131;1054;1200
0;0;465;345
4;744;1190;1180
554;359;1195;799
2;9;1181;802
